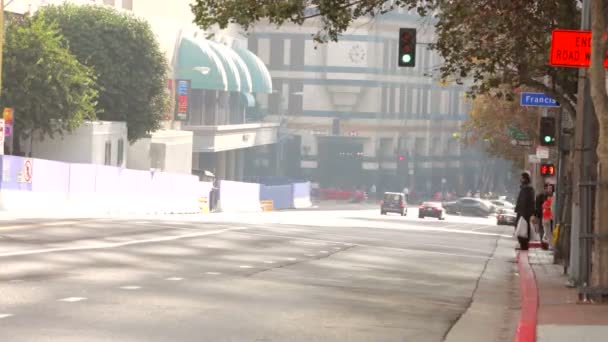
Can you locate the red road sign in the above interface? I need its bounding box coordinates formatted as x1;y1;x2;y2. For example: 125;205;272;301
550;29;608;68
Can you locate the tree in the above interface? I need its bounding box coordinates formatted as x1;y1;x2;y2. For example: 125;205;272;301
589;0;608;289
1;15;97;153
35;4;168;142
462;89;541;169
192;1;580;114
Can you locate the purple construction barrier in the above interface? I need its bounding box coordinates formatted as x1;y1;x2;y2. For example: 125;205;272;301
260;184;293;210
69;163;97;194
0;155;33;191
292;182;312;208
95;165;121;195
220;180;261;212
32;158;70;193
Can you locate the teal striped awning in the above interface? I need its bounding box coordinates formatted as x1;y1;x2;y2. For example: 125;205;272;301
174;35;271;94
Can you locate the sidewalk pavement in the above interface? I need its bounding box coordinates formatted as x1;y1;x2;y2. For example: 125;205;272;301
529;248;608;342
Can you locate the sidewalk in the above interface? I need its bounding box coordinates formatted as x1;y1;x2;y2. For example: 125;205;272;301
529;249;608;341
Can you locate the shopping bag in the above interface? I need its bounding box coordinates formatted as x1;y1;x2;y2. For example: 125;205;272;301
530;222;541;241
516;217;528;239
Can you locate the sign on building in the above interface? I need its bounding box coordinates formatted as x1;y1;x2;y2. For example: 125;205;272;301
174;79;191;121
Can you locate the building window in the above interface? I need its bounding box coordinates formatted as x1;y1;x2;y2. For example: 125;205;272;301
379;138;393;158
104;141;112;165
103;0;115;6
117;139;124;166
122;0;133;10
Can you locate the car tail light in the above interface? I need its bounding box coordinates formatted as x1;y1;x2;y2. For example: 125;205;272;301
498;215;503;219
434;208;441;211
400;203;405;207
419;206;424;209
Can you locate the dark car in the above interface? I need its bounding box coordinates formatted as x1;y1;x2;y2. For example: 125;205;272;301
381;192;407;216
443;197;492;217
418;201;445;220
497;208;517;226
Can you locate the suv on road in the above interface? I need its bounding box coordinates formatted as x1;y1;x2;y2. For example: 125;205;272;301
381;192;407;216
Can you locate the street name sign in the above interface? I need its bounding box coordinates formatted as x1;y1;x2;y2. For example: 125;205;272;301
550;29;608;68
520;92;560;107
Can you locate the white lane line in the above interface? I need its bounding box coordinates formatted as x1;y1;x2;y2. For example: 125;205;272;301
319;250;329;254
332;247;341;250
263;261;276;264
205;272;221;275
58;297;87;303
305;254;316;257
240;231;488;259
239;265;253;269
286;257;297;261
0;314;13;319
165;277;183;281
119;286;142;290
0;227;247;258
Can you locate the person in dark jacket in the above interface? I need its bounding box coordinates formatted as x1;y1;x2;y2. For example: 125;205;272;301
515;171;535;250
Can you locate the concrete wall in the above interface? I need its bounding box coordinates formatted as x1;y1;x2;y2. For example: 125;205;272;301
23;121;128;168
128;130;193;174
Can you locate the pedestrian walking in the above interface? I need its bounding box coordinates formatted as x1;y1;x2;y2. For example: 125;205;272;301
535;183;552;250
515;171;535;250
542;188;554;249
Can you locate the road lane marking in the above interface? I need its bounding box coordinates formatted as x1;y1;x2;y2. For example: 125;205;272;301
286;257;297;261
239;265;253;269
165;277;183;281
240;231;489;259
205;272;221;275
0;227;247;258
0;314;13;319
119;286;142;290
263;261;276;264
320;250;329;254
305;254;316;257
58;297;87;302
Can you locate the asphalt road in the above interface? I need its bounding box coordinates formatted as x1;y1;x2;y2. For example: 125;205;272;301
0;207;517;342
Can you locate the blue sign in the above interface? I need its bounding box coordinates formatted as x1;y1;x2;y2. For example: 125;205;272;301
520;92;560;107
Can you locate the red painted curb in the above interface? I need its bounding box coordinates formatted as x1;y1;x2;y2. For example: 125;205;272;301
515;251;538;342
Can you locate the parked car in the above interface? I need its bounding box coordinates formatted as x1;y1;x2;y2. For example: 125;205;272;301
443;197;492;217
418;202;445;220
381;192;407;216
491;199;515;211
497;208;517;226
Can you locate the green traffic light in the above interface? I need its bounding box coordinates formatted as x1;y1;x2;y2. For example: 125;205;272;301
401;54;412;64
544;135;552;143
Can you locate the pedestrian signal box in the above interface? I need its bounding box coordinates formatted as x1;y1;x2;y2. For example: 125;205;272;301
540;164;556;177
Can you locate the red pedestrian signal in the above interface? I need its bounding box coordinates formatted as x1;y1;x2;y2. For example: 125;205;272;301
398;155;405;161
540;164;555;177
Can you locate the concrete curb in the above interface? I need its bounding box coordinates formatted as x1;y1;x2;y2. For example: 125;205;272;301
515;251;538;342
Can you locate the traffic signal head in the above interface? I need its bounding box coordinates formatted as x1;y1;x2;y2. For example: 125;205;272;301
540;163;555;177
398;28;416;67
539;117;556;146
398;155;405;161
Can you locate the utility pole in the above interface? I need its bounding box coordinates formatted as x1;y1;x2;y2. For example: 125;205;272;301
569;0;595;288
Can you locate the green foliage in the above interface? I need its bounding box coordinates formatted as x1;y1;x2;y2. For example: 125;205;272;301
1;15;97;143
36;4;169;141
432;0;581;115
191;0;431;43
